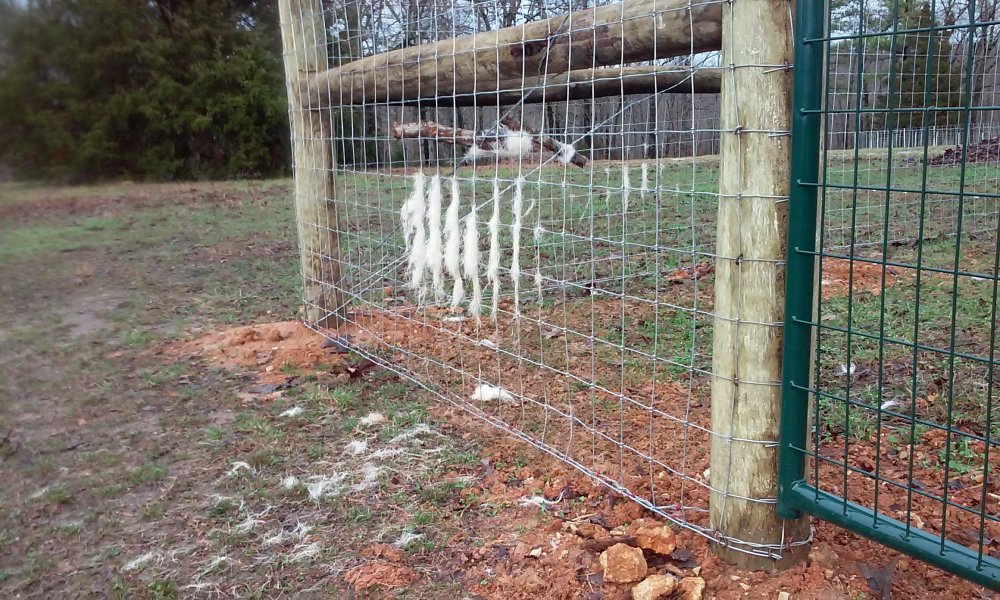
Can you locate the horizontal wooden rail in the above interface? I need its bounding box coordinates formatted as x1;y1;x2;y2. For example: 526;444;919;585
302;0;723;108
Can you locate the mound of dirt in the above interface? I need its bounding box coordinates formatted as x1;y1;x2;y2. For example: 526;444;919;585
821;258;903;298
171;321;333;373
928;136;1000;166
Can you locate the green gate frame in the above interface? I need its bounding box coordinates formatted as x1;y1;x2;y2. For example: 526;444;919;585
777;0;1000;590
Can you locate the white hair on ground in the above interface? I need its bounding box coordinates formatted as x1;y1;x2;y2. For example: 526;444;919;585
509;177;524;318
471;383;515;403
424;174;445;302
394;532;425;548
406;172;428;299
444;177;464;307
227;461;253;477
487;180;502;322
289;542;321;562
640;162;649;198
281;475;300;490
122;551;163;572
400;171;425;251
279;406;303;418
343;439;368;456
622;165;632;213
306;472;347;501
463;192;482;324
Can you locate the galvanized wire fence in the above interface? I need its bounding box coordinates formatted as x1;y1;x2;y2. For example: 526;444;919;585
281;0;810;562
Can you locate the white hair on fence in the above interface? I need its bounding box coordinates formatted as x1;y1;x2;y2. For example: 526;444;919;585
406;173;428;298
503;128;534;159
487;180;502;322
555;140;577;165
463;192;482;324
622;165;632;213
444;177;464;307
510;176;524;318
425;173;445;302
640;162;649;198
400;171;425;252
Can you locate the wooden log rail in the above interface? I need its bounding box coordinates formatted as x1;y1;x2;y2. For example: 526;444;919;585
300;0;723;109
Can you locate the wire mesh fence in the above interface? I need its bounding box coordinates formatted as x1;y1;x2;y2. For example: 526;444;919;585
780;0;1000;586
280;0;812;562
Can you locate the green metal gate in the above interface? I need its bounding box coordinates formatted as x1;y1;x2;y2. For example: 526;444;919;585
779;0;1000;590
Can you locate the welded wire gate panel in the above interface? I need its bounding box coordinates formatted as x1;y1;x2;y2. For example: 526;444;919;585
280;0;809;559
781;0;1000;588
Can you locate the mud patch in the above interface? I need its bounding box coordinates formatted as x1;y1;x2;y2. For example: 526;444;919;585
57;291;124;338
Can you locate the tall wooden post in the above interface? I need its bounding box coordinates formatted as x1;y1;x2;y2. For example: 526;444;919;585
279;0;345;328
708;0;811;569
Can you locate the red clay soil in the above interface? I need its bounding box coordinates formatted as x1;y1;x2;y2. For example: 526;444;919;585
169;318;995;598
820;257;905;299
929;136;1000;166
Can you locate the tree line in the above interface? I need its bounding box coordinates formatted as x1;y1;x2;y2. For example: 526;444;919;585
0;0;289;182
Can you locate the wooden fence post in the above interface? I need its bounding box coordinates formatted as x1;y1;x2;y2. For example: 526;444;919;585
279;0;345;329
709;0;811;569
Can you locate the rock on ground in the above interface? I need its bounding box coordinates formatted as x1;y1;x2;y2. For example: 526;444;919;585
598;542;647;583
677;576;707;600
634;525;677;556
632;574;677;600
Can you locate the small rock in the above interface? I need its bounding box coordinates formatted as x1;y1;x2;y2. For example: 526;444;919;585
598;543;647;583
739;582;751;591
528;547;543;558
691;566;702;577
823;568;835;580
677;577;706;600
575;522;610;540
635;525;677;556
777;592;791;600
632;574;676;600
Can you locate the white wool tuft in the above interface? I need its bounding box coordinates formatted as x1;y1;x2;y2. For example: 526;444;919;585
279;406;303;418
640;162;649;197
509;177;524;318
400;172;425;251
343;439;368;456
534;267;544;304
444;177;464;307
622;166;632;213
394;532;426;548
463;196;482;324
471;383;514;402
503;129;534;159
281;476;300;490
424;174;445;302
487;181;502;322
406;173;428;298
471;384;515;403
555;140;577;165
463;144;491;163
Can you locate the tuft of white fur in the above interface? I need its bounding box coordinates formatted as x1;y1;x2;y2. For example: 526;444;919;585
343;439;368;456
281;476;300;490
123;551;163;572
389;423;442;444
509;177;524;318
424;174;445;302
279;406;303;418
359;412;387;427
487;181;502;322
369;448;406;460
471;384;515;403
350;463;383;492
394;532;426;548
503;129;534;159
640;162;649;198
306;472;347;501
555;140;576;165
407;173;428;299
444;177;464;307
235;509;268;534
228;461;253;477
622;166;632;213
289;542;321;562
463;196;482;324
401;172;425;251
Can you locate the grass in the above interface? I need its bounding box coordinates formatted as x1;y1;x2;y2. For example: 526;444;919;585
0;165;995;597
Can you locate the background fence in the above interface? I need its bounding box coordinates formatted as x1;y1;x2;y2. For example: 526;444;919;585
280;0;1000;587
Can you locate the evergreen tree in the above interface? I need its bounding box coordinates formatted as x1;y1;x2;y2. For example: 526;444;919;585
0;0;289;182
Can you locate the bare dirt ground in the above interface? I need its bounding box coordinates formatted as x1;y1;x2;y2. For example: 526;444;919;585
0;181;994;599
